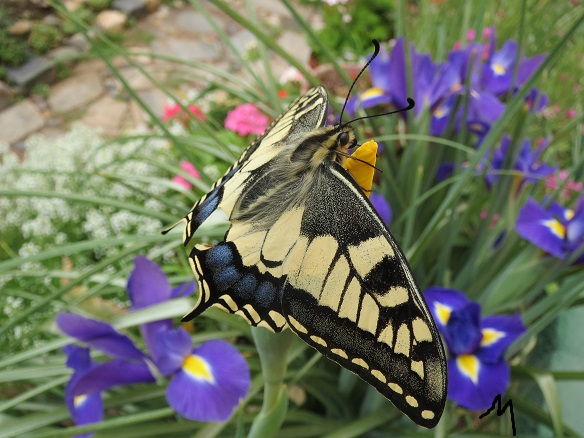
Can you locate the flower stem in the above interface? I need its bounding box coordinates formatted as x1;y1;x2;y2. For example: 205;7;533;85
248;327;295;438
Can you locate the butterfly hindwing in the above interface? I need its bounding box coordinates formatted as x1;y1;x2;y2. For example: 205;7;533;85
281;162;447;428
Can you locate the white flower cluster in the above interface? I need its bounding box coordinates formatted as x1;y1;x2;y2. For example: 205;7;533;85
0;125;175;268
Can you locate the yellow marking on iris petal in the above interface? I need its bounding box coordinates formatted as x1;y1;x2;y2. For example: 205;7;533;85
457;354;479;384
379;322;394;347
411;360;424;379
331;348;348;359
263;208;303;262
565;209;575;221
422;410;435;420
320;256;350;310
339;277;360;322
294;235;338;297
343;140;377;197
269;311;287;329
361;87;385;100
434;302;451;325
406;395;419;407
183;354;215;383
348;236;390;278
542;219;566;239
371;369;386;383
310;335;327;347
493;63;505;75
289;316;308;334
378;286;408;308
73;394;87;407
434;106;447;118
394;324;410;356
352;358;369;369
481;328;505;347
389;382;403;394
412;318;432;342
358;293;379;334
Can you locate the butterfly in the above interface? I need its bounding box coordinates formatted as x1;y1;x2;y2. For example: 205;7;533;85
172;86;447;428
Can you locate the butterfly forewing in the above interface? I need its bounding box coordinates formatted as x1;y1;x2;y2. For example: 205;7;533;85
179;87;447;428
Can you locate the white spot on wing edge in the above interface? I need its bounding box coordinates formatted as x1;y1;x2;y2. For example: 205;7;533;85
331;348;348;359
406;395;419;407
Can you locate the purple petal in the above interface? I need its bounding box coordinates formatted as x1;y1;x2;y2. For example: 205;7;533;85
370;193;391;226
359;88;392;110
387;38;409;107
69;359;155;397
517;54;546;85
166;340;250;421
436;162;455;182
153;328;193;376
369;45;392;91
63;346;104;436
424;287;471;329
524;88;548;113
448;355;510;410
442;303;483;355
515;197;566;258
171;282;196;299
481;40;518;95
478;313;526;363
431;95;457;136
56;313;145;361
468;89;505;123
127;256;172;311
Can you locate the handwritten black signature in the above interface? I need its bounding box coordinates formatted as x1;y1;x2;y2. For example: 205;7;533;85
479;394;516;436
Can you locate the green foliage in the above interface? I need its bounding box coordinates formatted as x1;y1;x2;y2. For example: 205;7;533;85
306;0;395;61
87;0;113;11
62;7;96;35
0;30;30;67
28;22;64;55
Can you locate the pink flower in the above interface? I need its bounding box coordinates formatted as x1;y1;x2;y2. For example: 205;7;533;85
566;108;576;118
466;29;476;41
162;103;206;126
224;103;270;137
545;170;583;199
172;161;201;190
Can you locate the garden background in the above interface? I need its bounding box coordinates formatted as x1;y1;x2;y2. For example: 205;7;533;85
1;0;584;436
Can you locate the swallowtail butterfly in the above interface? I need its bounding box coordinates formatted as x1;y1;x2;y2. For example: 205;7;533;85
171;85;447;427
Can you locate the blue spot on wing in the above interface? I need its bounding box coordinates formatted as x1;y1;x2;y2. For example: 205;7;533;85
256;281;277;308
213;265;242;289
206;244;234;269
234;273;257;300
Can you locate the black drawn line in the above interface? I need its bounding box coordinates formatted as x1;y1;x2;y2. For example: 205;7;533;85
479;393;517;436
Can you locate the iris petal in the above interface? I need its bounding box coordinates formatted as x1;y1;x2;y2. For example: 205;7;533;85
479;313;526;363
165;340;250;422
153;328;193;376
448;356;510;410
127;256;172;310
56;313;145;361
424;287;471;330
516;197;566;258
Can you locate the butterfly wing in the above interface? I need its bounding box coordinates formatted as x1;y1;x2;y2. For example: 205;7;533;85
181;86;328;246
181;87;329;329
281;161;447;428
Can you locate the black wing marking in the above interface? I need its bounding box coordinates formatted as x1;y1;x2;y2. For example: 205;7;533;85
281;162;447;428
181;87;328;245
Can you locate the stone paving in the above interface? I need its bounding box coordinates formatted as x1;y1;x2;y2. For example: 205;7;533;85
0;0;315;153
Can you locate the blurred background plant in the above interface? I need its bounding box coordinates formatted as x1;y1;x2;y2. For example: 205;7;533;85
1;0;583;437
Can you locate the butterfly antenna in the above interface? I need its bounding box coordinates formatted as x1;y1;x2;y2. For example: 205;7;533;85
339;39;381;125
342;98;416;128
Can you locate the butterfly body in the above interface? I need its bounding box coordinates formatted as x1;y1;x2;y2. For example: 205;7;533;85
178;86;447;428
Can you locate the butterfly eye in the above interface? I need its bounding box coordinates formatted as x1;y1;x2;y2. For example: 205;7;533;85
338;132;350;147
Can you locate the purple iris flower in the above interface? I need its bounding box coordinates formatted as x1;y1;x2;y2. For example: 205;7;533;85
424;287;525;410
481;40;545;96
57;256;250;434
516;197;584;262
485;135;556;188
524;88;549;114
371;193;392;226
